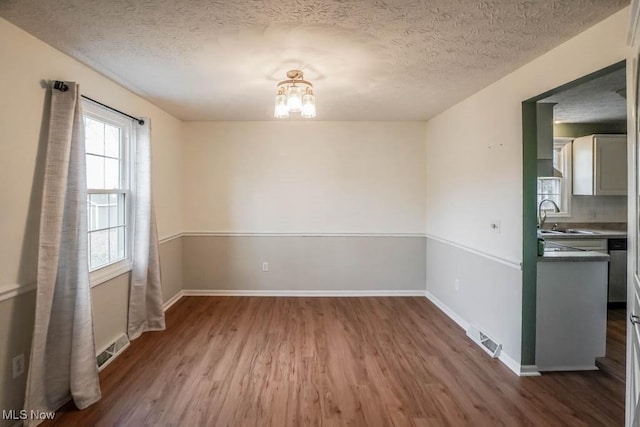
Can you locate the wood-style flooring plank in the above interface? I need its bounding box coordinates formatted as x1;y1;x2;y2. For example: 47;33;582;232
596;308;626;384
44;297;625;426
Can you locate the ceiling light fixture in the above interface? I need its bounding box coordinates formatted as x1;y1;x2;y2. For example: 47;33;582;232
274;70;316;119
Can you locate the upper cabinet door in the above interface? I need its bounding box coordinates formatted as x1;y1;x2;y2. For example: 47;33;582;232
594;135;628;195
572;134;627;195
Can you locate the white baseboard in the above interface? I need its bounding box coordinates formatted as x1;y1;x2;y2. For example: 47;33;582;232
497;352;521;375
425;290;528;377
425;290;470;331
499;354;541;376
536;364;598;372
163;290;185;311
182;289;427;297
519;365;541;376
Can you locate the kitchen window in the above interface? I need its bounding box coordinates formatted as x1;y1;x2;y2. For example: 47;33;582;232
83;101;135;286
537;140;571;216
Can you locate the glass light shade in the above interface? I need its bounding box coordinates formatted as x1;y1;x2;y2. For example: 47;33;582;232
286;85;302;112
301;93;316;118
274;94;289;118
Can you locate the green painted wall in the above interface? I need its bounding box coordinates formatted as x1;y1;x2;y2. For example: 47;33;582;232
521;101;538;366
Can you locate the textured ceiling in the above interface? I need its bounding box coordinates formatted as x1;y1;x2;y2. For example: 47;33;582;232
0;0;629;121
541;67;626;123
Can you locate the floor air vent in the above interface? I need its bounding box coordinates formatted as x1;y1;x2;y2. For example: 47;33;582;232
97;334;130;371
466;325;502;358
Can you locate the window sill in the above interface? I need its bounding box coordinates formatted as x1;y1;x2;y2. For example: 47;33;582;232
90;260;132;288
545;212;571;218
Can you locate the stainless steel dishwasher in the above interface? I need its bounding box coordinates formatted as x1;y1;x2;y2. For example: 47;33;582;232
608;238;628;305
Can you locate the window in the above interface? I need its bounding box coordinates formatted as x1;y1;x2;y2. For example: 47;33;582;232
537;177;562;208
83;101;134;285
537;140;571;216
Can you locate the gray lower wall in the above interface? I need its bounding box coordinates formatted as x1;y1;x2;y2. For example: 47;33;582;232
0;290;36;426
182;235;426;292
160;237;183;303
92;236;184;353
0;236;183;426
425;237;522;365
92;273;130;353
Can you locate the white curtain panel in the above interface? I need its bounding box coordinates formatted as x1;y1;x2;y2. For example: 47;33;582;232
24;81;101;425
128;119;166;340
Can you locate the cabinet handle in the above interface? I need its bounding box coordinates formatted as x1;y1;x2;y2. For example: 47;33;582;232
631;314;640;325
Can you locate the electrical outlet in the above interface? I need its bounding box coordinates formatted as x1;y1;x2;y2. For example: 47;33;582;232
262;262;269;272
12;353;24;378
454;279;460;292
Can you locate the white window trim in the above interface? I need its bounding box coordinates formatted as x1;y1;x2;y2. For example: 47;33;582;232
544;139;572;218
83;100;136;288
90;259;133;287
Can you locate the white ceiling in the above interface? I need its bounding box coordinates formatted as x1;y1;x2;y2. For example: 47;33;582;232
541;67;626;123
0;0;629;121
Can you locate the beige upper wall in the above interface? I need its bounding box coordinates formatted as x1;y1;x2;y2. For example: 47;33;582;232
425;7;630;262
183;121;427;234
0;17;184;288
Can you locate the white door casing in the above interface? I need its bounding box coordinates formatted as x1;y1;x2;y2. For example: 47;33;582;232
627;2;640;425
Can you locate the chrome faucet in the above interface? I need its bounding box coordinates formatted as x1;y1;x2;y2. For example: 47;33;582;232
538;199;560;229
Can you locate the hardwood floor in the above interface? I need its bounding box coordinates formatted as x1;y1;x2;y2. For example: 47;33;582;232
597;308;627;383
45;297;625;426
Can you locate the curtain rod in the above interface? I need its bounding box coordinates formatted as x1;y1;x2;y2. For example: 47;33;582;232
53;81;145;125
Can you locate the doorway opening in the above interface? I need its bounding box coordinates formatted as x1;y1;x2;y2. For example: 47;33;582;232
521;60;627;381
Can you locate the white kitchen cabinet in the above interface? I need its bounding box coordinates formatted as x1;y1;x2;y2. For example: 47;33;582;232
572;134;627;196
